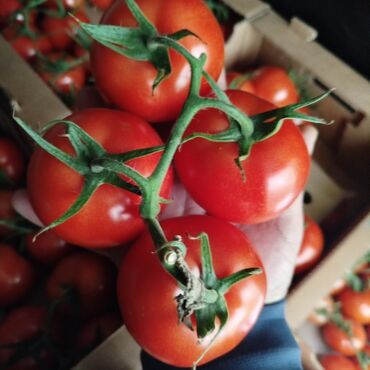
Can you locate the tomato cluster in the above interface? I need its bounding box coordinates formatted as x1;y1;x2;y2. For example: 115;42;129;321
307;258;370;370
0;0;331;368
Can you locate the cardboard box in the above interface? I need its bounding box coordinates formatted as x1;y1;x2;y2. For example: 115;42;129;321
0;1;369;369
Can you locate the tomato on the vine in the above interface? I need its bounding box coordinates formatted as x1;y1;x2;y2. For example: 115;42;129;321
0;137;25;183
89;0;114;10
27;108;173;247
0;0;21;27
91;0;224;123
322;320;366;356
0;244;34;306
44;0;85;10
338;287;370;324
226;71;255;94
46;252;117;317
294;215;324;274
320;354;357;370
118;215;266;367
175;90;310;224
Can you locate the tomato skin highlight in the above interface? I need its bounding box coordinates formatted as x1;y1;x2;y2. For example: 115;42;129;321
175;90;310;224
118;215;266;367
0;245;34;307
91;0;224;123
46;252;117;317
27;108;173;248
320;354;357;370
322;320;366;356
338;287;370;324
295;215;324;274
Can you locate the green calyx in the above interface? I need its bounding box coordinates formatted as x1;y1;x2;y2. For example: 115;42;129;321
36;53;88;74
158;233;261;369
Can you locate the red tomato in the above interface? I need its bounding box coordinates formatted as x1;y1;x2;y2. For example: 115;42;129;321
91;0;224;123
27;108;172;247
0;137;25;183
25;230;72;265
0;190;16;236
42;10;89;51
0;0;21;27
38;53;87;96
294;215;324;274
338;287;370;324
226;71;255;94
247;66;299;107
322;320;366;356
0;306;46;365
320;354;357;370
175;90;310;224
89;0;114;10
118;215;266;367
46;252;117;317
44;0;85;10
0;245;34;306
308;296;334;326
75;312;122;350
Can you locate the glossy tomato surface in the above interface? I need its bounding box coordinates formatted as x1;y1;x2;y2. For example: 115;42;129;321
27;108;173;247
0;137;25;183
0;245;34;306
91;0;224;122
175;90;310;224
320;354;357;370
46;252;117;317
338;287;370;324
322;320;366;356
118;215;266;367
295;215;324;274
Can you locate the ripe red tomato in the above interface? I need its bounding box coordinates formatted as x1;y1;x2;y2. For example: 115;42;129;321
0;190;16;236
27;108;173;247
42;10;89;51
89;0;114;10
0;0;21;27
0;244;34;306
0;137;25;183
25;230;72;265
320;354;357;370
175;90;310;224
75;312;122;350
247;66;299;107
0;306;46;366
294;215;324;274
322;320;366;356
226;71;255;94
338;287;370;324
308;296;334;326
46;252;117;317
118;215;266;367
44;0;85;10
38;53;87;96
91;0;224;123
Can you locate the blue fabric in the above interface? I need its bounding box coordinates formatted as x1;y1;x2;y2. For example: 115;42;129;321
141;300;303;370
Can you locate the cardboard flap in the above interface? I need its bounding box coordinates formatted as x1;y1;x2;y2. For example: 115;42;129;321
223;0;271;22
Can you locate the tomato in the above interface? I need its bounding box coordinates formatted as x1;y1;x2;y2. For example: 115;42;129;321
338;287;370;324
42;10;89;51
226;71;255;94
91;0;224;123
294;215;324;274
89;0;114;10
0;306;46;366
38;53;87;96
0;190;16;236
118;215;266;367
308;296;334;326
25;230;72;265
320;354;357;370
0;245;34;306
46;252;117;317
27;108;172;247
44;0;85;11
0;137;25;183
247;66;299;107
322;320;366;356
175;90;310;224
75;312;122;350
0;0;21;27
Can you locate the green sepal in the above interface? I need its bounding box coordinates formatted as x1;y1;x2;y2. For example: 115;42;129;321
168;29;200;42
217;267;262;295
36;53;88;74
108;145;164;162
0;217;36;235
228;72;252;90
125;0;157;36
73;28;93;51
13;116;88;174
182;126;241;145
345;271;365;292
35;175;103;237
104;172;141;196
